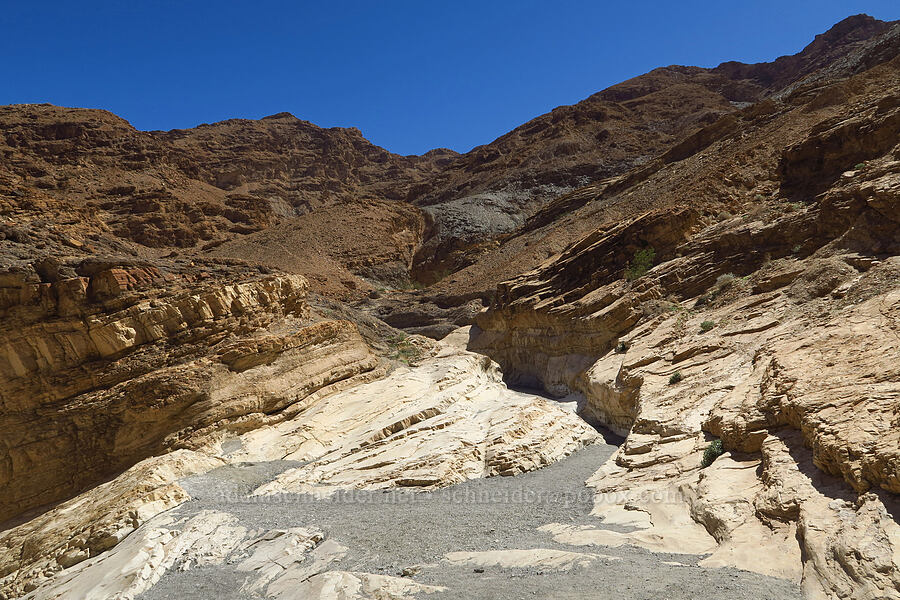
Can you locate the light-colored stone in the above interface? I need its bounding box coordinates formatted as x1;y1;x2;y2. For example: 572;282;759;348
0;450;222;598
291;571;445;600
472;174;900;598
18;508;444;600
1;339;600;598
443;549;620;571
246;346;600;495
21;510;244;600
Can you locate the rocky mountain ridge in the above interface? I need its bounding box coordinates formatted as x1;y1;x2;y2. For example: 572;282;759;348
3;16;897;298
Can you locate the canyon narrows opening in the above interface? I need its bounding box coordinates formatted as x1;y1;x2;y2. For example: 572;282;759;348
14;345;802;600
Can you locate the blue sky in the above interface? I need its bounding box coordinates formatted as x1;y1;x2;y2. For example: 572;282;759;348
2;1;899;155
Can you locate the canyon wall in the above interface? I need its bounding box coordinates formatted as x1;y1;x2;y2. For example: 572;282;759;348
471;96;900;598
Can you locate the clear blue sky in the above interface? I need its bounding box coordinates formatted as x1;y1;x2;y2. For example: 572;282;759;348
2;1;898;155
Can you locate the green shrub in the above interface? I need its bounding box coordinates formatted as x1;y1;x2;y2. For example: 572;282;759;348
668;371;683;385
625;247;656;281
615;340;628;353
701;439;725;468
853;162;866;171
700;320;715;332
387;333;422;365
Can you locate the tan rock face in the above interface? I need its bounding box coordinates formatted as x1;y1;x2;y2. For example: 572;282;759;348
472;159;900;598
0;333;599;598
0;266;383;524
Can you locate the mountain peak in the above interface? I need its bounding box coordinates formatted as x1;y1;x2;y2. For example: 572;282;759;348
261;111;298;120
803;13;891;52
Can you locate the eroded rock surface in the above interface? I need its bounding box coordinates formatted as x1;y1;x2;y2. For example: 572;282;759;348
472;155;900;598
20;508;445;600
0;332;599;598
0;262;384;523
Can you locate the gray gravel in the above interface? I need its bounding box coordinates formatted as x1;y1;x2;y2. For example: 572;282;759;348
139;440;800;600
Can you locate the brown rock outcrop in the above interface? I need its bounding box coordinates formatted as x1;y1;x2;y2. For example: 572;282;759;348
4;18;897;304
0;262;384;523
418;21;900;326
472;117;900;597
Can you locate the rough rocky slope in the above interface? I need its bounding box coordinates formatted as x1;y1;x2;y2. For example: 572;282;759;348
0;105;448;299
470;62;900;598
3;16;895;303
405;14;900;282
413;16;900;307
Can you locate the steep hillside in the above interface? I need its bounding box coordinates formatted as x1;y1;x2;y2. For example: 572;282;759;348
405;14;900;282
3;16;894;305
469;46;900;600
385;17;900;336
161;112;455;210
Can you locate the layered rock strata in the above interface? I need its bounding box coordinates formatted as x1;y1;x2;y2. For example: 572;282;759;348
0;262;387;524
0;332;598;597
472;156;900;599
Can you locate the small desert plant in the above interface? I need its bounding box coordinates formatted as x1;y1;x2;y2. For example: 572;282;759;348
672;308;695;338
701;439;725;468
714;273;736;289
387;333;422;365
700;320;716;332
668;371;684;385
624;247;656;281
853;162;867;171
699;273;737;306
792;244;802;254
615;340;628;353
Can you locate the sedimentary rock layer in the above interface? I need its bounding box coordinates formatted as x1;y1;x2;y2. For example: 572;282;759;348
472;156;900;598
0;263;382;523
0;340;599;598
